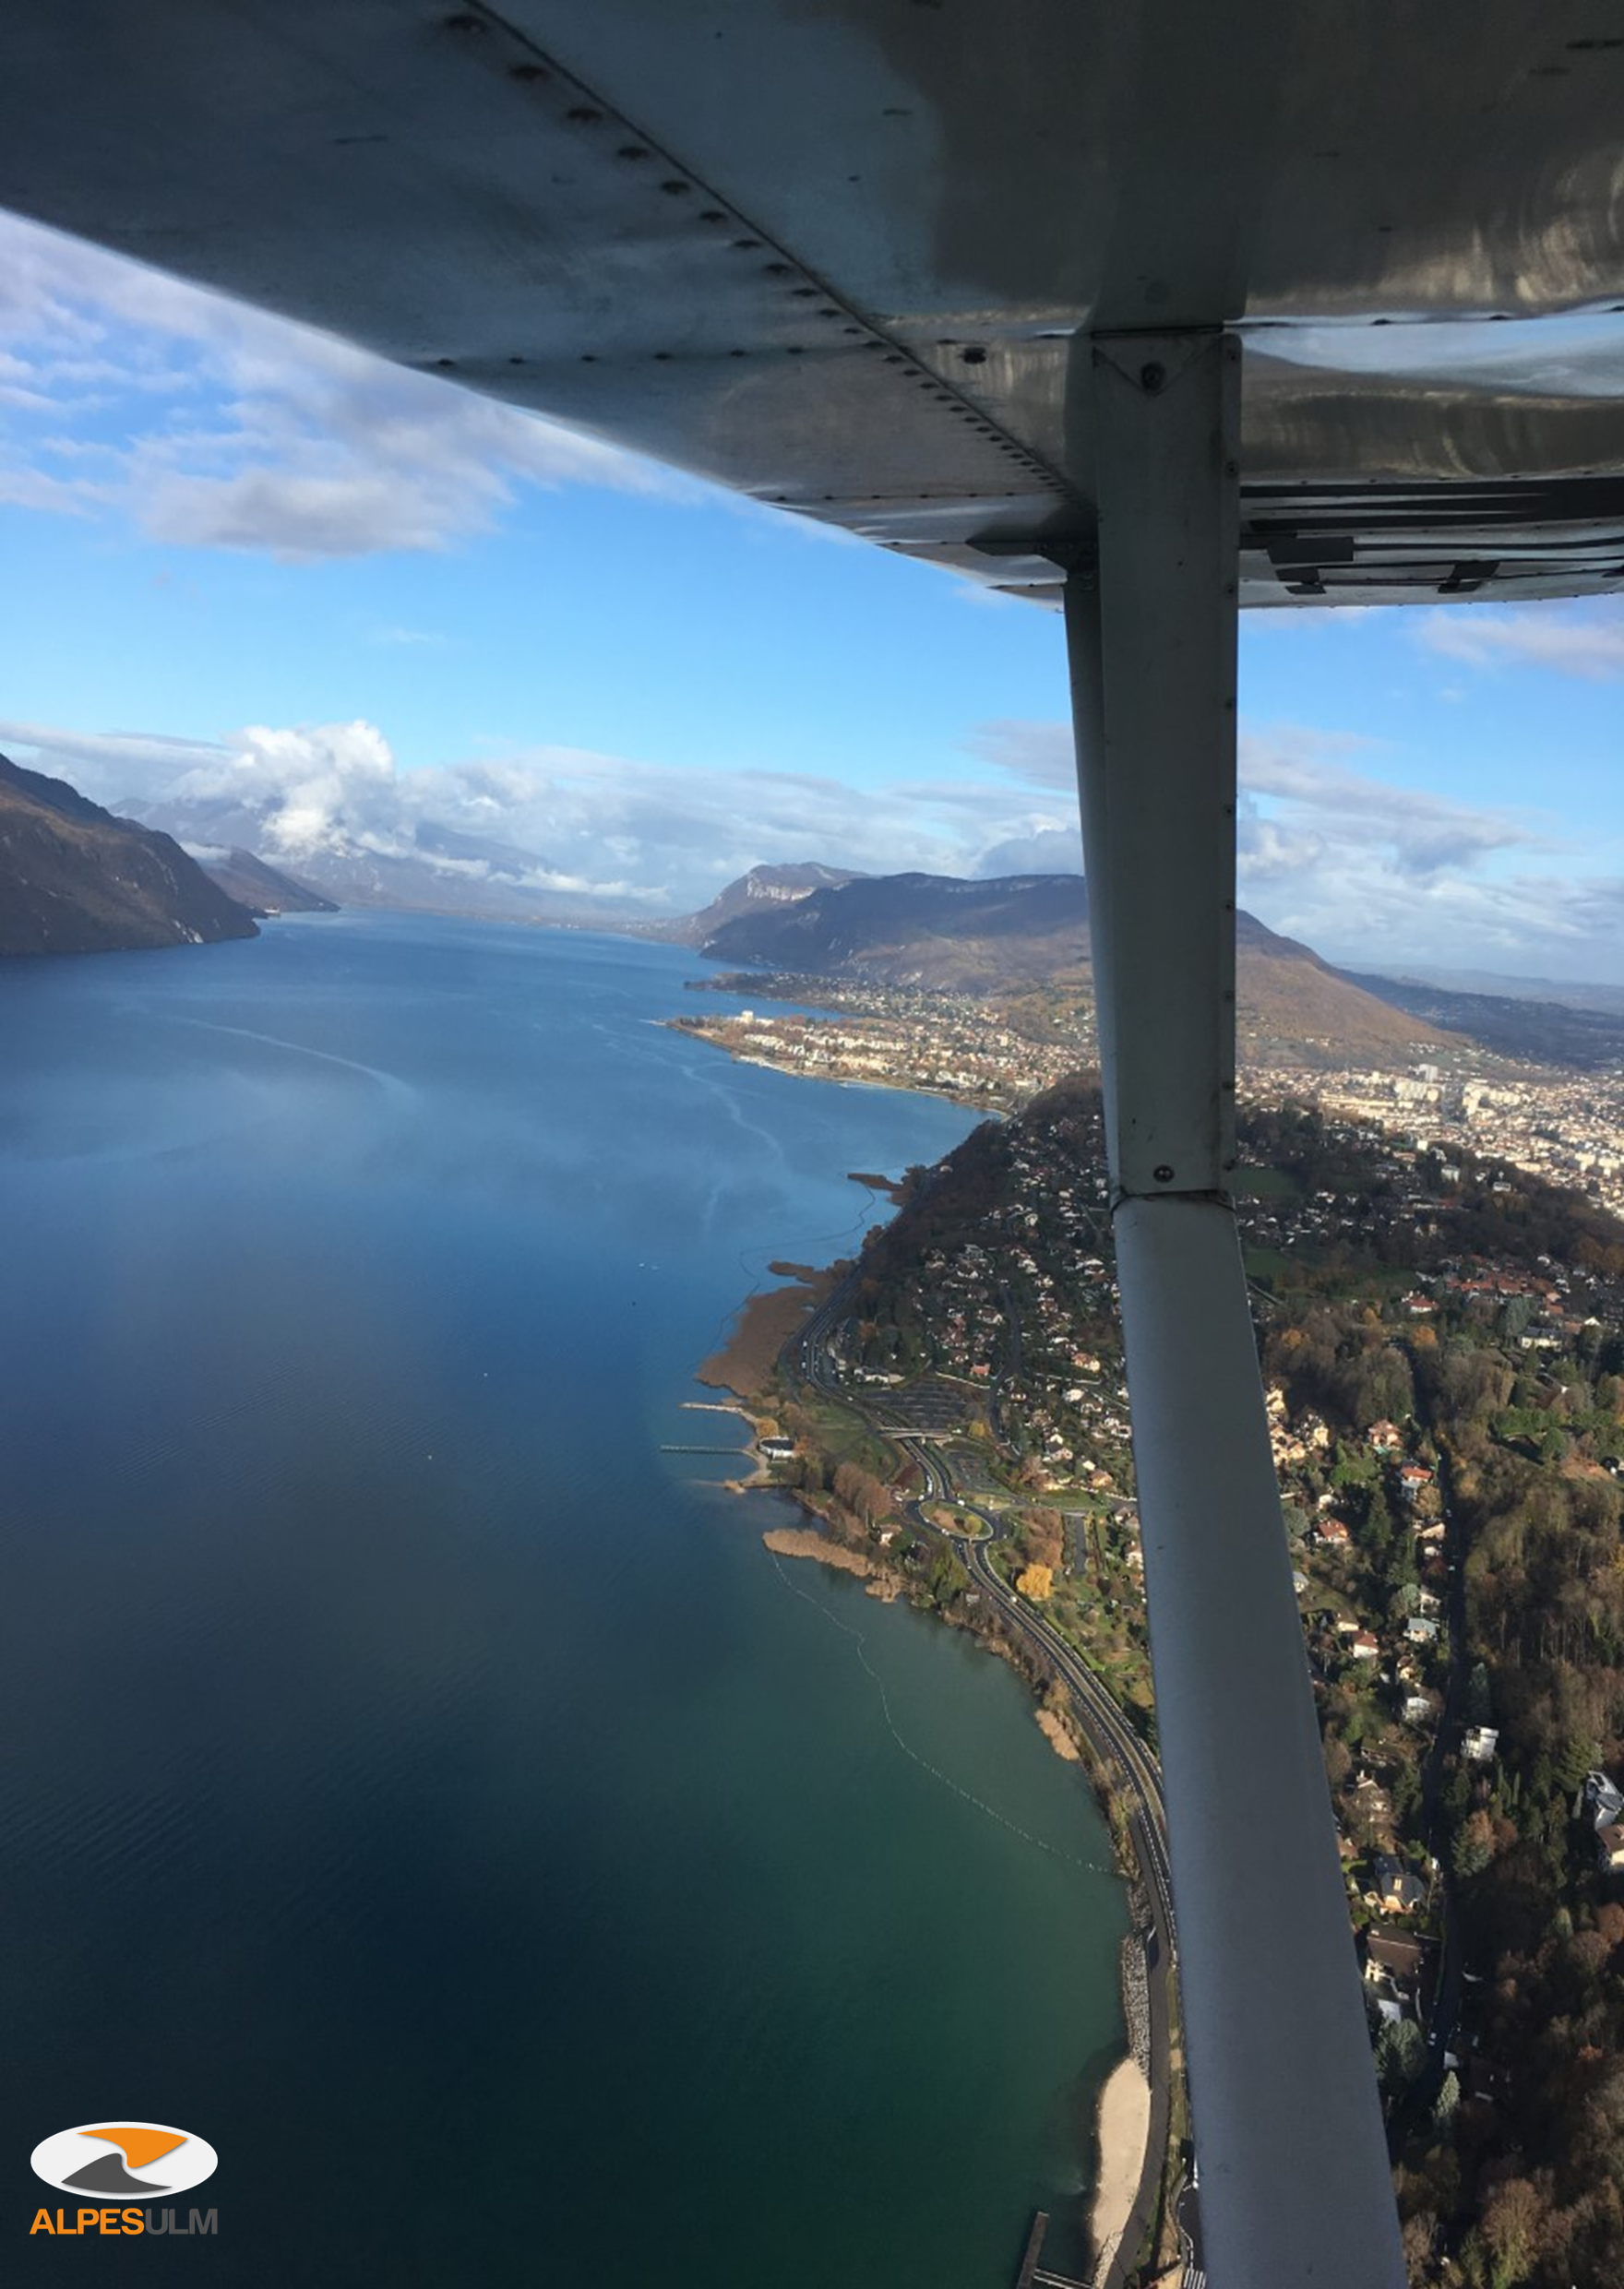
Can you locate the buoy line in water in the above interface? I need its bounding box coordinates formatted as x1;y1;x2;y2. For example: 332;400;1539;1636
768;1548;1111;1876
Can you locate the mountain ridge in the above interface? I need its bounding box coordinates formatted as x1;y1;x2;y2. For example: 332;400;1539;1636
191;846;340;916
0;753;259;957
640;861;864;948
669;865;1456;1061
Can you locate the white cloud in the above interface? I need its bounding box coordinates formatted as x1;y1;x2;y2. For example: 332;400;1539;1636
1415;604;1624;682
368;625;447;650
973;824;1084;876
1239;727;1544;879
2;688;1605;972
963;720;1076;791
950;711;1600;974
0;714;1096;911
0;209;687;558
968;715;1544;882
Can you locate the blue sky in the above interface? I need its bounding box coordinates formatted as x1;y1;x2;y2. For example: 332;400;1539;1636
3;209;1622;978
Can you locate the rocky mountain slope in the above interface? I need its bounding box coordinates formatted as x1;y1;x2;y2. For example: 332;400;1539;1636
641;861;863;948
192;846;339;916
0;754;258;957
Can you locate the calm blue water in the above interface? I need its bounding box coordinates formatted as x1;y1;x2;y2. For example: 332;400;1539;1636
1;914;1126;2282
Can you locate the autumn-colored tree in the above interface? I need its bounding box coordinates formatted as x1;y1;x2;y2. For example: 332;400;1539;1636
1016;1563;1054;1602
1019;1508;1065;1571
1401;2208;1438;2287
1453;1808;1496;1879
832;1461;890;1529
1468;2176;1546;2289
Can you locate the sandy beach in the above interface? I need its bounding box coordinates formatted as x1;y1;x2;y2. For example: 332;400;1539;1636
1089;2055;1152;2273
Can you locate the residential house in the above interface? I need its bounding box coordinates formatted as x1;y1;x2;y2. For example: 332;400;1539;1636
1583;1772;1624;1874
1362;1925;1435;2023
1368;1854;1427;1913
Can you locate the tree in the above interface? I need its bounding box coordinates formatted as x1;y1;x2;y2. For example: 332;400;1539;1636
1555;1732;1601;1794
1016;1563;1054;1602
833;1462;890;1530
1475;2176;1546;2289
1453;1809;1496;1878
1374;2017;1425;2100
925;1547;968;1607
1400;2208;1438;2286
1019;1508;1065;1570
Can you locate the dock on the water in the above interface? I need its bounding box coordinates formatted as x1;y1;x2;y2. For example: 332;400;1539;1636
1013;2212;1091;2289
1014;2214;1049;2289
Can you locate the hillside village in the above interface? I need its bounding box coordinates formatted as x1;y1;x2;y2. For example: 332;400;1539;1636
759;1077;1624;2287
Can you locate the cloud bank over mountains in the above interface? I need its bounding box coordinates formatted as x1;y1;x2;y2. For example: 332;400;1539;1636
927;713;1620;984
5;708;1617;984
0;715;1098;919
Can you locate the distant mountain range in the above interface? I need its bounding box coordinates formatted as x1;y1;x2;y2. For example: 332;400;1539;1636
665;864;1454;1062
122;785;626;926
1366;964;1624;1017
1341;968;1624;1073
0;752;259;957
10;762;1609;1076
190;846;339;917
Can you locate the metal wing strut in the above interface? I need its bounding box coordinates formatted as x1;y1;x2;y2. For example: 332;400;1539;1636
1065;329;1406;2288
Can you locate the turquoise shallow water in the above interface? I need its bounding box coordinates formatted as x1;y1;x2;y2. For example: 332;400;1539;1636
0;914;1125;2283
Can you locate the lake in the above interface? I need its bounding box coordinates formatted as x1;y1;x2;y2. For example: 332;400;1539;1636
0;913;1126;2283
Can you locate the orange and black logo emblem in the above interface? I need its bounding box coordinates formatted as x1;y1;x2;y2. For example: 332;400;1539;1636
30;2121;218;2201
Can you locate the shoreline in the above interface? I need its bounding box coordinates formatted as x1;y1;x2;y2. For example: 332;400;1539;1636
667;1025;1008;1116
705;1395;1160;2275
743;1455;1158;2275
689;1112;1166;2279
1089;2055;1153;2275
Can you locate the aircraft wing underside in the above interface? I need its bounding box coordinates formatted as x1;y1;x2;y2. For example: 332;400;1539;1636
3;0;1624;608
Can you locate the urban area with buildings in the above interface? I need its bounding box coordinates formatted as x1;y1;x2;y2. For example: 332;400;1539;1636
674;983;1624;1215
